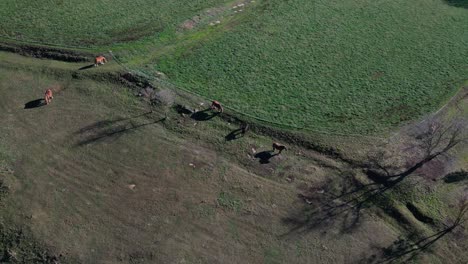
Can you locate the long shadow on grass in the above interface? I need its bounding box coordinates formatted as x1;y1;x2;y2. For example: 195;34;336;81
78;64;95;71
191;108;219;121
74;111;162;146
281;121;467;237
444;0;468;8
280;154;445;238
281;176;392;238
360;210;467;264
24;99;46;109
225;128;245;141
364;197;467;263
361;229;451;263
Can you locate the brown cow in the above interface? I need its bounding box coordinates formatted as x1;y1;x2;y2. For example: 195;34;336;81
272;142;287;154
94;56;107;67
210;100;223;113
44;89;53;105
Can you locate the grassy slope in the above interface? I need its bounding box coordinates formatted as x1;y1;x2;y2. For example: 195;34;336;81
0;52;396;263
155;0;468;133
0;52;467;263
0;0;229;46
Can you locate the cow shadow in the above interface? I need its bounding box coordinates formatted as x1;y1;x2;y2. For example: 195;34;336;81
24;99;46;109
225;128;245;141
78;64;94;71
191;108;219;121
254;151;277;164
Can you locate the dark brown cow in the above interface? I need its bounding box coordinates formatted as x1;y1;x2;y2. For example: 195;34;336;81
272;142;287;154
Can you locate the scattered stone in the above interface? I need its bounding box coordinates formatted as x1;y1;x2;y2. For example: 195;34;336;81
189;163;196;168
128;184;136;190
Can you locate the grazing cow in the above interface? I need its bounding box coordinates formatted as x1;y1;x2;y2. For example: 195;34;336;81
44;89;53;105
272;142;287;154
210;100;223;113
94;56;107;67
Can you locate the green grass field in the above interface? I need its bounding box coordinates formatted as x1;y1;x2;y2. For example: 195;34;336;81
0;0;229;46
1;0;467;134
155;0;468;133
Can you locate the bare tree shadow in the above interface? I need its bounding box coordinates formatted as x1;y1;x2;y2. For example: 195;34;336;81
280;114;467;260
444;0;468;8
281;136;463;237
361;214;466;263
366;115;468;187
254;151;277;164
24;99;46;109
74;111;161;146
191;108;219;121
281;175;393;238
78;64;94;71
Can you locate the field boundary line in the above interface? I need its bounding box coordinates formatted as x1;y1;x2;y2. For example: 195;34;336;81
0;35;96;51
109;51;387;139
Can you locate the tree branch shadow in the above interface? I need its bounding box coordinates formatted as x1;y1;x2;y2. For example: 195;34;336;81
281;114;467;237
74;111;162;146
361;210;467;264
281;177;393;238
225;128;244;141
